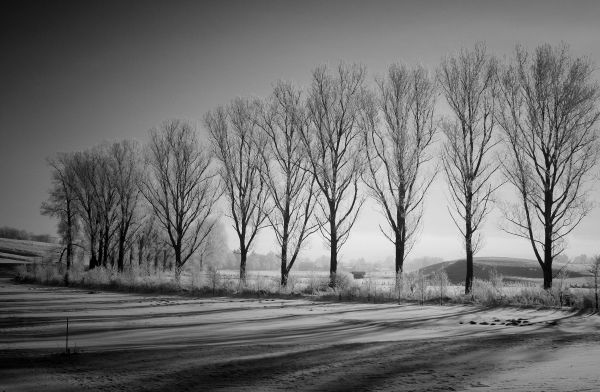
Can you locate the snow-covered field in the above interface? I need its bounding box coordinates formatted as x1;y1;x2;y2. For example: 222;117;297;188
1;276;599;391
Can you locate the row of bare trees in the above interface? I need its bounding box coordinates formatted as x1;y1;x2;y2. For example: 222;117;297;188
206;43;599;291
44;42;599;291
437;43;599;291
42;141;142;277
42;124;220;284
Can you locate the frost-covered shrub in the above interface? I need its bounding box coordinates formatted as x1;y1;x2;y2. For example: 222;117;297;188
551;269;570;307
489;268;504;294
282;274;299;293
302;272;329;294
511;286;554;306
332;272;353;291
400;271;420;300
472;278;498;305
204;265;221;294
432;270;450;304
248;273;278;295
360;276;377;299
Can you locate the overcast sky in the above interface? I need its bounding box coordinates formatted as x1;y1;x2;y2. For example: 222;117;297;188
1;0;599;262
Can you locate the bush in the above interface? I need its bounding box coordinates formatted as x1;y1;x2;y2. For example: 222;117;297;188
206;265;222;294
282;274;299;293
332;272;353;291
302;272;329;294
360;276;378;300
512;286;555;307
472;278;503;305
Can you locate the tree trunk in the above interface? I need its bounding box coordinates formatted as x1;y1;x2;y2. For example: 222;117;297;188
103;228;110;267
280;212;290;286
595;273;598;312
239;246;247;284
329;217;338;287
66;241;72;270
396;188;406;282
64;242;72;286
465;196;473;295
98;238;104;268
465;237;473;295
138;239;144;266
89;255;97;270
542;223;553;290
395;238;405;276
543;189;553;289
280;240;288;287
174;250;182;283
65;203;73;272
88;236;98;270
542;263;553;290
99;236;105;267
117;236;125;272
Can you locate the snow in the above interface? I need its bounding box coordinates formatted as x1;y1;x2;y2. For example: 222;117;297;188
1;277;599;391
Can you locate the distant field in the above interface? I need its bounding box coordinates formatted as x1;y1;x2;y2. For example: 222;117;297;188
0;237;60;266
214;257;592;289
421;257;591;285
3;237;594;290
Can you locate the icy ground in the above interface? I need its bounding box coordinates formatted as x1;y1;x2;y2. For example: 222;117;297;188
1;277;599;391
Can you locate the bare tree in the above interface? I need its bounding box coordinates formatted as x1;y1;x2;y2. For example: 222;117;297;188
497;44;600;289
438;44;500;294
109;140;142;271
41;153;78;283
142;119;219;282
196;220;228;270
257;81;319;286
205;98;270;284
302;63;367;286
361;65;437;279
68;147;119;269
94;146;120;268
70;150;102;269
135;214;158;267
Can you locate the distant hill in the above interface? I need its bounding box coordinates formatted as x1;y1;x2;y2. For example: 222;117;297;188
0;237;62;277
419;256;589;284
0;237;61;264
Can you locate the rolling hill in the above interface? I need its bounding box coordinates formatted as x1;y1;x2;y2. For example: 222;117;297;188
420;256;590;284
0;237;61;276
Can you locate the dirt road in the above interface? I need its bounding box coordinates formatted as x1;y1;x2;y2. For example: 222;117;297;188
1;277;599;391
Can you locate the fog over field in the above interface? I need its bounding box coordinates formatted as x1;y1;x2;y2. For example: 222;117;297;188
2;1;600;391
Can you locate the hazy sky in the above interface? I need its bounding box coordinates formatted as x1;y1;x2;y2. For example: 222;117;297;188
1;0;599;262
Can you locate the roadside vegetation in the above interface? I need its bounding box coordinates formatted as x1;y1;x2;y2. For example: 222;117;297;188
15;259;599;311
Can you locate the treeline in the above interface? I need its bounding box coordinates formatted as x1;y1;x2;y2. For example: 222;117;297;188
42;128;221;284
0;226;55;243
43;43;600;291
